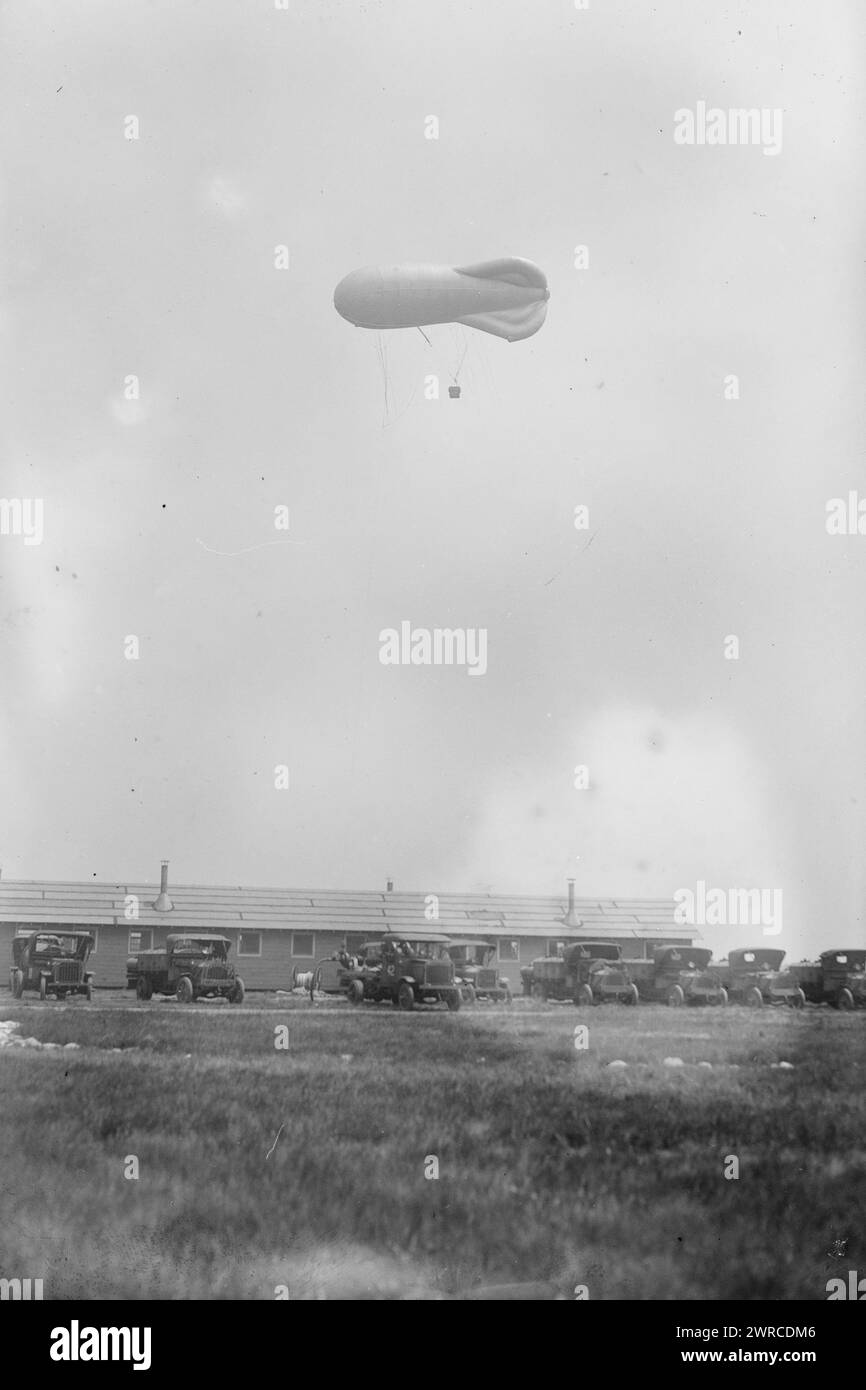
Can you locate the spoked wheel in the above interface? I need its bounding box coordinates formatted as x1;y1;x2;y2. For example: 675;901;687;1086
10;970;24;999
446;990;462;1012
136;976;153;1001
229;978;245;1004
791;989;805;1009
176;976;194;1005
837;988;854;1011
397;982;415;1011
39;976;47;1001
667;985;684;1008
745;987;763;1008
85;981;94;1002
461;985;477;1005
574;984;593;1007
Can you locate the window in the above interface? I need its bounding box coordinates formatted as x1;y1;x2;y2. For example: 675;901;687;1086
88;929;98;954
345;933;367;955
292;932;315;958
128;929;153;954
547;940;567;958
238;931;262;957
497;939;520;962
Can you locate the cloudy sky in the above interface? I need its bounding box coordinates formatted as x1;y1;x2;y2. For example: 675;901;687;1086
1;0;863;959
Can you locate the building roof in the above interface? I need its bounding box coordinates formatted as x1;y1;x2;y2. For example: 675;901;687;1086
0;879;698;942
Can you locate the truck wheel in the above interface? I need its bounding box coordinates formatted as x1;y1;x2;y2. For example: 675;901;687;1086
446;989;461;1012
667;985;684;1008
623;983;639;1006
838;988;854;1011
176;976;194;1005
745;987;763;1008
574;984;593;1007
397;982;415;1011
10;969;23;999
531;983;545;1001
346;979;365;1004
503;986;513;1005
136;976;153;1001
462;985;476;1005
718;988;728;1007
39;975;47;1001
230;978;245;1004
791;989;805;1009
85;981;93;1002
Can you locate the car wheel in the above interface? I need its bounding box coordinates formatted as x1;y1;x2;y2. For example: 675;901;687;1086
397;981;415;1011
745;987;763;1008
791;989;805;1009
623;983;639;1006
531;983;545;1001
667;985;684;1008
838;988;854;1011
136;976;153;1001
39;975;47;1001
503;987;513;1005
346;979;365;1004
718;988;728;1007
462;985;476;1005
446;989;461;1012
85;981;93;1002
229;978;245;1004
574;983;593;1007
176;976;194;1004
10;969;24;999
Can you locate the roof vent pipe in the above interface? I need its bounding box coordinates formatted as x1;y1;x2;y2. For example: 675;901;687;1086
153;860;174;913
386;878;394;893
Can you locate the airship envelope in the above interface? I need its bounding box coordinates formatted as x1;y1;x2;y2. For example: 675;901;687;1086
333;258;549;342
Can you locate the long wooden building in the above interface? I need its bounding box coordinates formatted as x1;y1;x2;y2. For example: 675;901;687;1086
0;865;699;992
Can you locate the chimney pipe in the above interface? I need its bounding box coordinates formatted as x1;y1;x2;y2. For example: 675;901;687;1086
153;859;174;913
386;878;394;893
567;878;575;914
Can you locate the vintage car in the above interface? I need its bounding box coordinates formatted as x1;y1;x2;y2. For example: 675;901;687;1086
794;949;866;1010
344;932;461;1011
521;942;638;1006
445;939;512;1003
126;933;245;1003
10;930;95;1001
718;948;805;1008
626;946;727;1006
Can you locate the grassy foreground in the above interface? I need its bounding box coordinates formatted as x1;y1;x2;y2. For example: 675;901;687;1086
0;997;864;1299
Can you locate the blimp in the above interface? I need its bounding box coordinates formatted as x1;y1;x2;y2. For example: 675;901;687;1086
333;257;549;342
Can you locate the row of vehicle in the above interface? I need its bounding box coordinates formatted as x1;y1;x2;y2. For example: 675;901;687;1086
519;945;866;1011
6;929;866;1013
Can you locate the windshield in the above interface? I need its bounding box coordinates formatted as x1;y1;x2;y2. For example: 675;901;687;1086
396;940;450;960
174;940;226;958
33;935;86;958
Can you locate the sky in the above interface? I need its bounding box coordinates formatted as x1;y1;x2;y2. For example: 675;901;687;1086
0;0;864;961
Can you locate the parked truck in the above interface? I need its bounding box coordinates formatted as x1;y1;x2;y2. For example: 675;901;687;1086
445;938;512;1003
343;932;462;1011
718;948;805;1008
126;933;245;1003
520;942;638;1006
626;946;727;1007
794;949;866;1010
10;930;95;1001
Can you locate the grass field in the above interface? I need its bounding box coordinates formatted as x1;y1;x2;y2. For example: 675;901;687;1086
1;992;864;1300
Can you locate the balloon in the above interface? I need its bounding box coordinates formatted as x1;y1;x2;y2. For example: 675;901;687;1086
334;257;549;342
